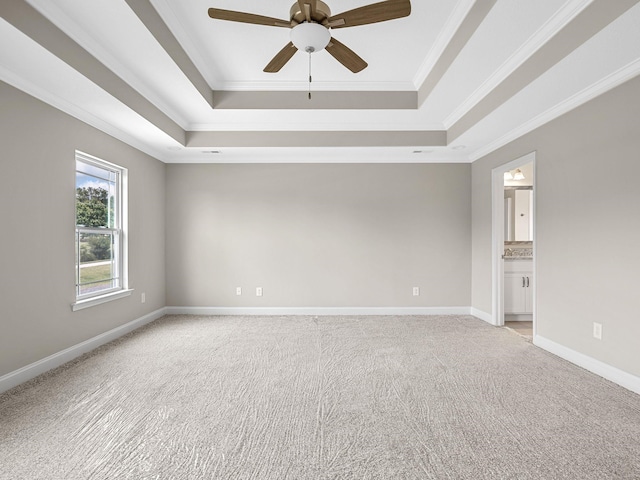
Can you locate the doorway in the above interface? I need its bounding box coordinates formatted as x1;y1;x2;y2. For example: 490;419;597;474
491;152;536;336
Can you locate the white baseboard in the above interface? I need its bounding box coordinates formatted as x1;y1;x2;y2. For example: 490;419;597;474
0;307;167;395
471;308;496;325
534;335;640;395
505;314;533;322
165;306;473;316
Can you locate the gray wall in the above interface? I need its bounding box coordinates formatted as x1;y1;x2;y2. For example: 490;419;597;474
0;81;166;377
7;67;637;385
472;75;640;377
166;163;471;308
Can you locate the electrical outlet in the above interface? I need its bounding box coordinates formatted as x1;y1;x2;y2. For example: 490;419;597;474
413;287;420;296
236;287;242;296
141;292;146;304
256;287;263;297
593;322;602;340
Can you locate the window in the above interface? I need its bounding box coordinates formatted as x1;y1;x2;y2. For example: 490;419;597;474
73;152;129;310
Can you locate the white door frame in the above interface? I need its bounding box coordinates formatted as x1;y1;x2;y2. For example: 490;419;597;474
491;151;537;331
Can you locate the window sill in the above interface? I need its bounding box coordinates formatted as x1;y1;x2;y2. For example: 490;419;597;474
72;289;134;311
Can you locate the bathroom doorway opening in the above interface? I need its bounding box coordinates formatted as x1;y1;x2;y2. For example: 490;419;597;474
491;152;536;336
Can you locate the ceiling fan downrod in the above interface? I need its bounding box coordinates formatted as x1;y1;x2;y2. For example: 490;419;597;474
308;51;312;100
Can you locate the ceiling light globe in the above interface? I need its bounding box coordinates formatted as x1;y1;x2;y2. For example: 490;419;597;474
290;23;331;53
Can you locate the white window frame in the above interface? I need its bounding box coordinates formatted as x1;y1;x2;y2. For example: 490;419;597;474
72;151;131;311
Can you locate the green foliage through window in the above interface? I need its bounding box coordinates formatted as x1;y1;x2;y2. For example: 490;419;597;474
79;235;112;262
76;187;112;227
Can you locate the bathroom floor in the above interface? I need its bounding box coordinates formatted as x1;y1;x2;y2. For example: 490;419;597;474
505;321;533;338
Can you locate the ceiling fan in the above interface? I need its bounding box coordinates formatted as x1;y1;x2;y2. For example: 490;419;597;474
207;0;411;74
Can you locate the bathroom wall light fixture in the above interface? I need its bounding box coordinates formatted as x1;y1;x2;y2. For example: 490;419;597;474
513;169;525;180
504;169;526;181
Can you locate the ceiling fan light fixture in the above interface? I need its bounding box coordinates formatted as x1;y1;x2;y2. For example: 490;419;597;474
290;22;331;53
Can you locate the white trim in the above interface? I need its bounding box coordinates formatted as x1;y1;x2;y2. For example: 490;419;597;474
25;0;190;129
165;306;472;316
0;64;171;162
470;58;640;161
412;0;477;89
148;0;218;86
74;152;129;306
491;164;506;327
120;164;129;293
504;314;533;322
470;308;495;325
211;81;417;92
491;152;536;329
443;0;594;129
186;122;446;132
0;307;166;394
165;150;470;165
71;289;134;311
534;335;640;395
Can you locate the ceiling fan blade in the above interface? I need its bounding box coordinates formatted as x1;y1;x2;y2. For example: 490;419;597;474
325;37;368;73
327;0;411;29
264;42;298;73
208;8;291;28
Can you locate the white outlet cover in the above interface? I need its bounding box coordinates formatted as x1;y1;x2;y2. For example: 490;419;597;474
256;287;263;297
236;287;242;296
413;287;420;296
593;322;602;340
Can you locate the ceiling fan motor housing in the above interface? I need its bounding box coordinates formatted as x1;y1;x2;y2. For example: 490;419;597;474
289;1;332;24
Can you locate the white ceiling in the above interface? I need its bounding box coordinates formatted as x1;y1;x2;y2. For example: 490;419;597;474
1;0;640;163
156;0;454;89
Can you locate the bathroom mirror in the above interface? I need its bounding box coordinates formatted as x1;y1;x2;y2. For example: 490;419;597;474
504;186;533;242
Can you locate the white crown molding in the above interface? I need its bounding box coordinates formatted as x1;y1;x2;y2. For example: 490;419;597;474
211;81;417;92
165;144;471;164
0;64;172;163
443;0;594;129
187;122;446;132
150;0;220;88
534;335;640;395
469;58;640;161
166;306;472;316
165;153;471;164
26;0;192;129
0;308;166;394
412;0;476;89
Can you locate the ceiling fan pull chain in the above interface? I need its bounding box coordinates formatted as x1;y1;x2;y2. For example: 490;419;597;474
308;52;312;100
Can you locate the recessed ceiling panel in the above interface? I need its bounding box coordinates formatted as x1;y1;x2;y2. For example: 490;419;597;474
457;2;640;158
152;0;460;90
0;18;179;159
26;0;212;125
420;0;581;124
6;0;640;164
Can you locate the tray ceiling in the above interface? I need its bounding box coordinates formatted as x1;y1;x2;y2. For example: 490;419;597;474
1;0;639;163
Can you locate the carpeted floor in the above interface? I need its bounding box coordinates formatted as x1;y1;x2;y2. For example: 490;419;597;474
1;315;639;479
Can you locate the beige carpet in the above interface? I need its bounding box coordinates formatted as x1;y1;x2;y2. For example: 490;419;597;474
1;315;639;479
